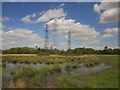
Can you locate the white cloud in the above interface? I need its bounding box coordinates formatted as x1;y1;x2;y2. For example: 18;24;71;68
21;15;34;24
94;4;101;13
36;8;66;23
46;18;100;49
2;28;42;49
21;13;36;24
0;23;3;38
99;8;118;23
0;23;3;49
3;28;41;42
59;3;64;8
102;27;119;39
2;17;10;21
94;1;119;23
32;13;36;18
39;11;45;15
21;8;66;24
0;22;2;29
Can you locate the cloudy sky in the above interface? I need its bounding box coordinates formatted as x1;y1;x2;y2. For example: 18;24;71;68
1;1;119;50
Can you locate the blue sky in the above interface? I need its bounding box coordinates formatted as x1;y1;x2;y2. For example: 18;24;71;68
1;2;119;50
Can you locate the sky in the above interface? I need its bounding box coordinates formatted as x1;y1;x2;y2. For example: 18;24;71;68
0;1;119;50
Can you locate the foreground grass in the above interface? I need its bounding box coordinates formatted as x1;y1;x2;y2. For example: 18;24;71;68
56;55;119;88
2;55;119;88
57;76;80;88
73;68;118;88
57;67;118;88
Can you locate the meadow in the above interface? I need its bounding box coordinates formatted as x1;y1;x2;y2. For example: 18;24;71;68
2;55;119;88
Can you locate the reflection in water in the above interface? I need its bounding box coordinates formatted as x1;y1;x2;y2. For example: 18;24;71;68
71;63;111;75
5;63;44;68
4;62;111;75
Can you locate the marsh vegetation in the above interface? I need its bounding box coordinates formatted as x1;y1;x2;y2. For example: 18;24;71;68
2;55;118;88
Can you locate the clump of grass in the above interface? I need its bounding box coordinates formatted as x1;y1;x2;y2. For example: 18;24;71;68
32;66;49;86
51;62;54;64
19;66;36;78
32;61;37;64
79;61;82;64
85;63;91;67
73;65;77;69
19;61;23;64
10;71;16;76
45;62;50;65
15;79;26;88
84;59;101;68
32;74;41;86
59;62;63;64
66;64;72;73
65;63;80;73
38;66;50;77
49;64;61;74
9;79;26;88
71;59;74;62
37;60;42;64
2;59;6;63
2;63;6;68
93;60;101;65
13;66;50;87
12;60;17;64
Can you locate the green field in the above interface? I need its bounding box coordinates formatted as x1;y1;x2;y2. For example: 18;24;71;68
2;55;119;88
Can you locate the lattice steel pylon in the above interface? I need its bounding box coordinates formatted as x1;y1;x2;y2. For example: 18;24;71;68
68;30;71;50
52;19;59;54
44;24;49;49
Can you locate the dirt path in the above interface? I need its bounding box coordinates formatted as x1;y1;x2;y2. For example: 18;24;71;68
0;54;37;56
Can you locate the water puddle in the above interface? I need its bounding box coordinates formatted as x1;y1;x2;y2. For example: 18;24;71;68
3;62;111;76
70;63;111;75
5;63;45;69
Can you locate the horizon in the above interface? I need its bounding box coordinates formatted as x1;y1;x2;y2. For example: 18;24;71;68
0;46;120;51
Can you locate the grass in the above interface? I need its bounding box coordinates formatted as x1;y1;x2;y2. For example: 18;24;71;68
71;55;119;88
2;55;82;64
57;76;80;88
73;68;118;88
8;64;62;88
2;55;119;88
49;64;61;74
84;60;101;68
14;66;50;87
10;79;26;88
65;62;80;74
0;67;2;89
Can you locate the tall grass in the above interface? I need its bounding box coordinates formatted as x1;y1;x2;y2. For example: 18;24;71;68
12;64;61;87
57;76;80;88
49;64;61;74
2;55;118;88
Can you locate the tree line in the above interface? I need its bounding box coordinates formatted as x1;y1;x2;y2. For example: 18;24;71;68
2;46;120;55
